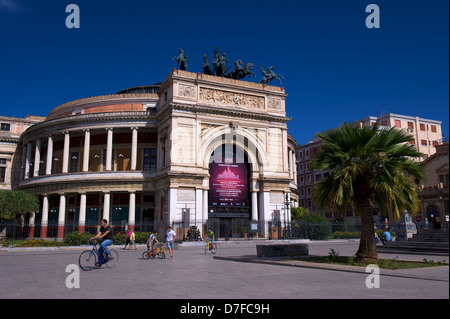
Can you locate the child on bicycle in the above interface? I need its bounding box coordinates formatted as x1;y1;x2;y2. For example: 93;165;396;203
147;230;160;251
205;228;214;245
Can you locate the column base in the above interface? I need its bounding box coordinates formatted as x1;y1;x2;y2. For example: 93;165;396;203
40;226;48;239
78;225;85;233
57;225;65;239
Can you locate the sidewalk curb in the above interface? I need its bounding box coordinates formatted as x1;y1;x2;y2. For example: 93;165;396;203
213;255;450;283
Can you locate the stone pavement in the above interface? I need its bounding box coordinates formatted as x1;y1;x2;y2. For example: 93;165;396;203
0;240;448;299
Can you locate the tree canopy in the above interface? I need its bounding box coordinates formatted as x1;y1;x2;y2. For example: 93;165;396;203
0;190;40;221
311;123;424;260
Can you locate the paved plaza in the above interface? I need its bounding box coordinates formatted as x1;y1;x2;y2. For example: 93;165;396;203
0;240;448;300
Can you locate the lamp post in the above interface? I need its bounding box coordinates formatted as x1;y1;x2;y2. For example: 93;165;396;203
284;193;291;238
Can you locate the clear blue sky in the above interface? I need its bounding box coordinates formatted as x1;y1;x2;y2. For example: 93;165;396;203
1;0;448;145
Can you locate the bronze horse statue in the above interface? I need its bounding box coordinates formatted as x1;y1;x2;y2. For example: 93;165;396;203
228;59;256;80
212;46;230;76
259;66;284;85
202;54;212;75
172;48;188;71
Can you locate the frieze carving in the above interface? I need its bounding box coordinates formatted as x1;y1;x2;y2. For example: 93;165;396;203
267;98;282;110
199;87;264;109
178;84;197;98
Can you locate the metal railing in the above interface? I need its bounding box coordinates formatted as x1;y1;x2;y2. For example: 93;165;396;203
1;219;420;247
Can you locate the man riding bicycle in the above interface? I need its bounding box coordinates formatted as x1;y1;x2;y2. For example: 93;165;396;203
90;219;114;260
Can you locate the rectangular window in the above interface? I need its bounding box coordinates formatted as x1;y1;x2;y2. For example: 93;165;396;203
407;122;414;129
420;124;426;131
0;167;5;183
431;125;437;133
394;120;401;128
70;152;79;173
421;140;427;146
143;148;157;171
0;123;10;131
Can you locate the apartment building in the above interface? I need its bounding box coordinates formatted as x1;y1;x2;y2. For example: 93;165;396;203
358;113;443;159
297;113;445;219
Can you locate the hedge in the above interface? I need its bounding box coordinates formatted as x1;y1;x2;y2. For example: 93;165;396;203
15;231;157;247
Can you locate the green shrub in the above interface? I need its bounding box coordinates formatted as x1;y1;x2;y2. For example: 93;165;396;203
63;231;92;246
16;239;65;247
333;231;361;239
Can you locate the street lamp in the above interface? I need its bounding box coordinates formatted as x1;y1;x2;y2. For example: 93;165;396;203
284;193;291;238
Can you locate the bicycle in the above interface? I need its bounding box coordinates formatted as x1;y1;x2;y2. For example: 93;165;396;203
79;239;119;271
142;243;166;260
204;239;217;255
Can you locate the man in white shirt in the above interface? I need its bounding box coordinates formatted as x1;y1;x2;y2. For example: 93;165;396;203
165;226;176;258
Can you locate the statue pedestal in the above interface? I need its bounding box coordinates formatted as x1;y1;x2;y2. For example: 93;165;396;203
395;213;417;242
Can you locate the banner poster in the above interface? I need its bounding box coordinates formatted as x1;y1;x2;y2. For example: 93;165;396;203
209;161;249;208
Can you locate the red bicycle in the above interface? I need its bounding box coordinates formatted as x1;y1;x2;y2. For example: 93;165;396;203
142;243;166;260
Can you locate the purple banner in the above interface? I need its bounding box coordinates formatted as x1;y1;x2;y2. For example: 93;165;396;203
209;162;249;207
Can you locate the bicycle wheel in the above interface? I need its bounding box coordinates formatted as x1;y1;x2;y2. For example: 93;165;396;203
159;247;166;259
142;251;151;260
211;243;217;254
79;250;97;271
105;248;119;269
150;250;156;259
204;244;209;255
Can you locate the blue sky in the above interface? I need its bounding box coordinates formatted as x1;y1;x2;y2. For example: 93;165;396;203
0;0;448;144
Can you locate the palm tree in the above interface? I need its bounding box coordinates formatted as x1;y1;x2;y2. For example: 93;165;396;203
311;123;424;261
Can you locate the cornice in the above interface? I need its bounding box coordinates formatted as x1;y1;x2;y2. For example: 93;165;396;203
20;111;156;142
170;102;291;124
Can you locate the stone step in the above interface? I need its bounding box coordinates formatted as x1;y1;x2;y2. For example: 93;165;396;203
377;246;449;256
384;241;449;248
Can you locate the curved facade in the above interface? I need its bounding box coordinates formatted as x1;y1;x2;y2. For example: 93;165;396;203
17;70;298;239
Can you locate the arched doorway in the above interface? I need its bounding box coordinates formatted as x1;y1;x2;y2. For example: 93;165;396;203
207;143;251;239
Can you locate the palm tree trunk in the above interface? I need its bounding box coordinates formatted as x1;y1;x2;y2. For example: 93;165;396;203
355;199;378;262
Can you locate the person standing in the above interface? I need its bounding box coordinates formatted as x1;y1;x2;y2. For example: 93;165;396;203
165;226;176;259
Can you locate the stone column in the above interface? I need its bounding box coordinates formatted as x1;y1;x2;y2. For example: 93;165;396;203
57;194;66;239
33;139;41;177
252;191;258;221
105;128;113;172
62;132;70;174
82;129;90;172
24;142;32;179
28;212;36;238
45;135;53;175
131;127;138;171
40;195;49;239
103;192;111;222
288;149;293;179
168;188;177;224
78;193;87;233
203;190;208;222
195;189;203;228
129;191;136;231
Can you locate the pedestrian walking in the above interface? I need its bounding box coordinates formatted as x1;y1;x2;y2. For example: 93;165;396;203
166;226;176;258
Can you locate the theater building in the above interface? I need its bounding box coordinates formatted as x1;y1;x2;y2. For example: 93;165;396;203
15;70;298;239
